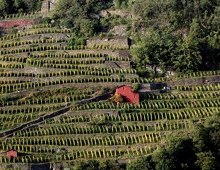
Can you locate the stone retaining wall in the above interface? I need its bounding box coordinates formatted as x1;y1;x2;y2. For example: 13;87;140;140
87;37;129;49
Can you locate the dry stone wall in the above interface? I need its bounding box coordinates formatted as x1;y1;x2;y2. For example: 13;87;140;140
87;37;129;49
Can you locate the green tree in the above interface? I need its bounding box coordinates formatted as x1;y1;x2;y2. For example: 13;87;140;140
196;152;217;170
192;114;220;169
174;20;202;72
77;18;96;37
22;0;42;12
53;0;110;36
131;29;177;75
154;138;197;170
74;160;100;170
114;0;129;9
131;30;162;69
0;0;42;15
53;0;84;27
68;31;86;47
99;160;126;170
194;114;220;154
174;39;202;73
127;156;155;170
14;0;23;9
0;0;8;15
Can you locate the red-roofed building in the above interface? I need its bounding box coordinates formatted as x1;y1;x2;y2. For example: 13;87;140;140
116;85;139;104
6;149;17;159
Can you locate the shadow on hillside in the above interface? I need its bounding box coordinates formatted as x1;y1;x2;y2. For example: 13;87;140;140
31;163;50;170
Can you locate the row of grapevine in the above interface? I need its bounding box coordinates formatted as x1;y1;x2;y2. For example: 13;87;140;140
0;39;67;48
0;45;85;55
88;44;128;50
0;11;39;20
30;52;105;59
13;120;190;137
144;91;220;100
105;56;130;61
32;63;136;73
0;63;24;69
74;98;220;110
0;72;36;77
66;107;218;123
0;56;27;63
31;24;53;29
175;83;220;91
0;28;71;41
0;146;157;163
35;70;113;77
4;132;162;146
0;104;65;115
26;58;105;65
1;94;91;107
0;67;136;78
29;53;130;61
176;70;220;78
0;114;35;123
0;79;31;85
0;77;150;93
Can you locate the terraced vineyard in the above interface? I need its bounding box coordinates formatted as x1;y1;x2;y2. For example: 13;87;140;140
0;24;220;165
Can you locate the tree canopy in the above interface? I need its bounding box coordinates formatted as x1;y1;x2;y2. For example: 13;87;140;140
0;0;42;16
130;0;220;74
52;0;112;37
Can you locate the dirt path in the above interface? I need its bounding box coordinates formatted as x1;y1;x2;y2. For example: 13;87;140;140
0;91;114;139
0;106;71;138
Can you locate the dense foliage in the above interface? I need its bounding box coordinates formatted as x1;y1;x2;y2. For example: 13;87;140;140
130;0;220;74
0;0;42;15
52;0;112;37
73;160;126;170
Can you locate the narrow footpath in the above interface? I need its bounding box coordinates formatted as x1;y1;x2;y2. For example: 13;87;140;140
0;91;113;138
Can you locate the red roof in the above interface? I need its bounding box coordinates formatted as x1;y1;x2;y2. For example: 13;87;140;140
6;150;17;158
116;85;139;104
0;19;34;28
